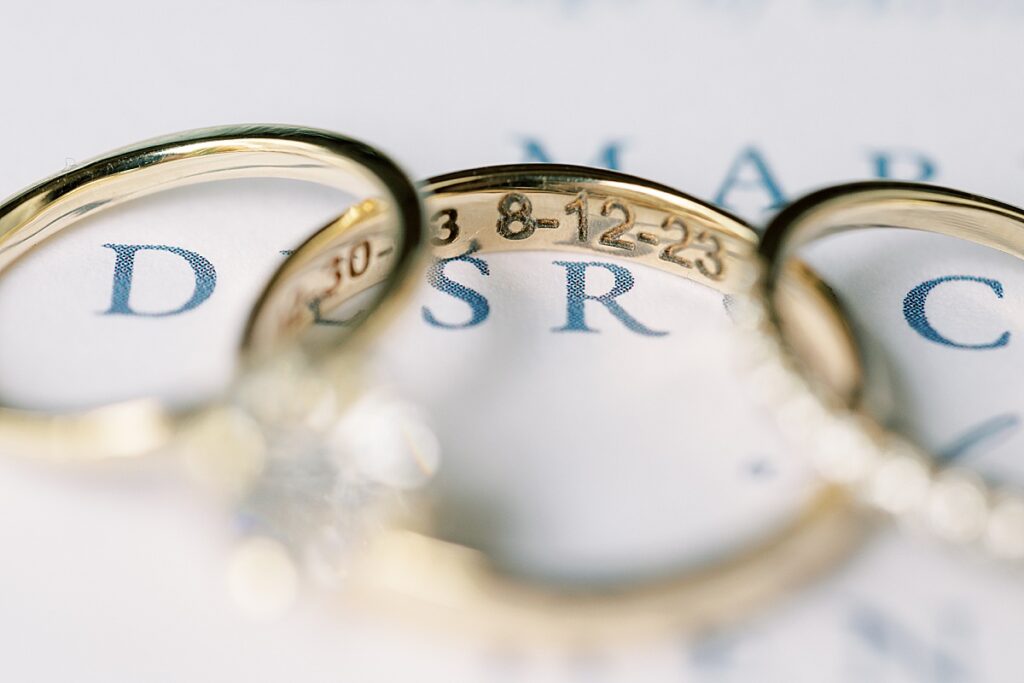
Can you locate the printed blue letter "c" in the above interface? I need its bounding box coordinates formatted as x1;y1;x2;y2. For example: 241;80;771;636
903;275;1009;349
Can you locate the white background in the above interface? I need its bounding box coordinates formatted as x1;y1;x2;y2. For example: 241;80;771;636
0;1;1023;681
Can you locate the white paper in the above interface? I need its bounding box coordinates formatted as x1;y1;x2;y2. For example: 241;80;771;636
0;1;1023;681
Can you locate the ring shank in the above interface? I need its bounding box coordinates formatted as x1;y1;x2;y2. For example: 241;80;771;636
245;164;870;641
0;125;423;460
763;184;1024;293
754;180;1024;559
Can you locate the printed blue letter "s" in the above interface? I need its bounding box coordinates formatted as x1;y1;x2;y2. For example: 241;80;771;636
422;246;490;329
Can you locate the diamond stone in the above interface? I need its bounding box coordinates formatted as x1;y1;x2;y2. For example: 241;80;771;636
227;386;440;603
926;471;988;544
865;443;931;515
810;415;879;484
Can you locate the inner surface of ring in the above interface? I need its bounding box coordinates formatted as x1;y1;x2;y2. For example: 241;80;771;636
423;166;758;294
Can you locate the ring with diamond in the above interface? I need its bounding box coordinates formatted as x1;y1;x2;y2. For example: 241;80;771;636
0;124;424;461
737;181;1024;562
241;164;874;641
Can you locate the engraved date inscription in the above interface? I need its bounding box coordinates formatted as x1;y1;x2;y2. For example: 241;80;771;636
431;189;726;281
496;192;559;240
282;239;375;330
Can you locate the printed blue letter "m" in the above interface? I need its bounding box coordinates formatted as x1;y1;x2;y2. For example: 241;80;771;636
520;138;624;170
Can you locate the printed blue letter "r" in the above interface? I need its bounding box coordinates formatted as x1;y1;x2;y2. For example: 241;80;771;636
552;261;667;337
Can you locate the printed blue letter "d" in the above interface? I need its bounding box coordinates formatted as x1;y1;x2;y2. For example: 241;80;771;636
102;244;217;317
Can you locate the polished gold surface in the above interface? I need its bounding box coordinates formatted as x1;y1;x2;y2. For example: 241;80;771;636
749;181;1024;560
0;125;423;460
247;164;871;642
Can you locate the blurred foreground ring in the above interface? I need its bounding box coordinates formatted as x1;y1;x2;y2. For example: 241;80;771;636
245;164;872;642
736;181;1024;561
0;124;424;460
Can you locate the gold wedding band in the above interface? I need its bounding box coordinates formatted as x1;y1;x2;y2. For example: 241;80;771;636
0;124;423;461
737;181;1024;561
246;164;872;641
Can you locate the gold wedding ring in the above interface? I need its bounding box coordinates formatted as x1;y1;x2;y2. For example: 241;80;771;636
246;164;872;641
737;181;1024;561
0;124;424;461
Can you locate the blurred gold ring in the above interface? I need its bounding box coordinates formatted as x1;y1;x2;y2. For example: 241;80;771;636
739;181;1024;561
0;124;423;461
246;164;871;642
